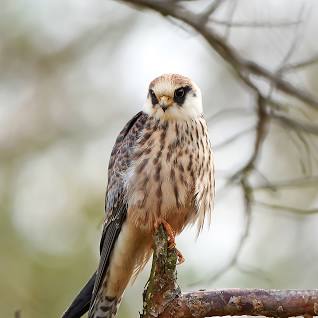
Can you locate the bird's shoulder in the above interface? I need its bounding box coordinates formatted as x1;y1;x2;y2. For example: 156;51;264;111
102;111;149;238
104;111;148;218
107;111;148;174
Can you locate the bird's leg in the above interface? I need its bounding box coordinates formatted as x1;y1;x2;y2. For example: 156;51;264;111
160;219;176;249
156;219;185;265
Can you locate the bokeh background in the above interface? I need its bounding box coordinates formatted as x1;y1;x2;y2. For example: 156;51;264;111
1;1;318;317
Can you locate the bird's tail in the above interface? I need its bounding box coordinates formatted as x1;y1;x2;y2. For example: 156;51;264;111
88;295;121;318
62;272;96;318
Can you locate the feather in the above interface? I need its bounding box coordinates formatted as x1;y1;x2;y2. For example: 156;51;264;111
62;112;147;318
89;204;127;310
61;273;96;318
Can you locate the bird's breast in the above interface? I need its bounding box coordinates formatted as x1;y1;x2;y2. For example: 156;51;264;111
126;117;213;233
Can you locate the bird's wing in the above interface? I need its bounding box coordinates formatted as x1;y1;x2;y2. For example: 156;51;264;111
90;111;148;310
62;111;147;318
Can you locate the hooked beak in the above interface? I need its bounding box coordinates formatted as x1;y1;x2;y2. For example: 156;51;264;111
158;96;173;112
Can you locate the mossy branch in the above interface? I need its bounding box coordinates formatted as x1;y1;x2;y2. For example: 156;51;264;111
141;225;180;318
141;225;318;318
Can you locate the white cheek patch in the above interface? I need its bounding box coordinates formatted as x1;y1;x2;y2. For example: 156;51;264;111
143;99;153;115
182;93;203;117
167;91;203;120
143;79;203;120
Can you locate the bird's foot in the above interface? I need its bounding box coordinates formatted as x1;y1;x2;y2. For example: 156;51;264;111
159;219;176;249
156;219;185;265
176;248;185;265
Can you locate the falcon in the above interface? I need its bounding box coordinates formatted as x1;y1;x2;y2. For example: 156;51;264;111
62;74;214;318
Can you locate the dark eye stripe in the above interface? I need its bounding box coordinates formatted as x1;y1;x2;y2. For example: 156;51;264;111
149;89;158;106
173;85;192;106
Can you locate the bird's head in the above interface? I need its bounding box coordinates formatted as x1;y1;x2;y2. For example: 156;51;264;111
144;74;203;120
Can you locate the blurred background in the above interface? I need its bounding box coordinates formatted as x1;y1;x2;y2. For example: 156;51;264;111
1;0;318;317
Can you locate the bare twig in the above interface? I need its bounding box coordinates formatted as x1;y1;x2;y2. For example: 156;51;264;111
214;125;255;150
254;200;318;215
254;175;318;191
192;94;270;286
199;177;253;286
199;0;225;25
275;4;305;72
271;112;318;136
230;94;270;182
281;53;318;72
120;0;318;111
207;107;253;123
223;0;238;39
209;18;303;28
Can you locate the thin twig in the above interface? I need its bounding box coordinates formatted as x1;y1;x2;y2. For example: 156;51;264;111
271;112;318;136
223;0;238;39
254;176;318;191
200;0;225;25
190;94;270;286
254;200;318;215
214;125;255;150
120;0;318;111
207;107;253;123
209;18;303;28
281;53;318;72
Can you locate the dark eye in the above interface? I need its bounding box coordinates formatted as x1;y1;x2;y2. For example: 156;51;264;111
174;87;190;105
174;88;185;98
149;89;158;106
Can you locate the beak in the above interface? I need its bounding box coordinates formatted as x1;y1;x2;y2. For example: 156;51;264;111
158;96;173;112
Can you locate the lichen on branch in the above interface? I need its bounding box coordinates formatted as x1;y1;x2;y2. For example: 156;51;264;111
141;224;318;318
141;225;180;318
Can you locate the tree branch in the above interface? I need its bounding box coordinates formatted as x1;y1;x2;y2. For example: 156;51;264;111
143;225;318;317
119;2;318;316
120;0;318;111
254;175;318;191
254;200;318;216
281;53;318;72
159;289;318;318
142;225;180;318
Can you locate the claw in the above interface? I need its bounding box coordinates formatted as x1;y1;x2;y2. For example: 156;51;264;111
159;219;176;249
176;249;185;265
155;219;185;265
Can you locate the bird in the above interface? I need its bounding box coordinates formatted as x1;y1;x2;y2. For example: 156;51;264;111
62;73;214;318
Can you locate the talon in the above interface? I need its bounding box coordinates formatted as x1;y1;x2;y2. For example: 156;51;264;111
155;219;184;264
176;249;185;265
157;219;176;249
168;241;176;249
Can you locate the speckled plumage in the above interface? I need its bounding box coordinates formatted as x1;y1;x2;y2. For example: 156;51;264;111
62;74;214;318
127;115;214;234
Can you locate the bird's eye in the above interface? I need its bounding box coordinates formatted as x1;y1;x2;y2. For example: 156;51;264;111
174;88;185;98
174;87;189;105
149;89;158;106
